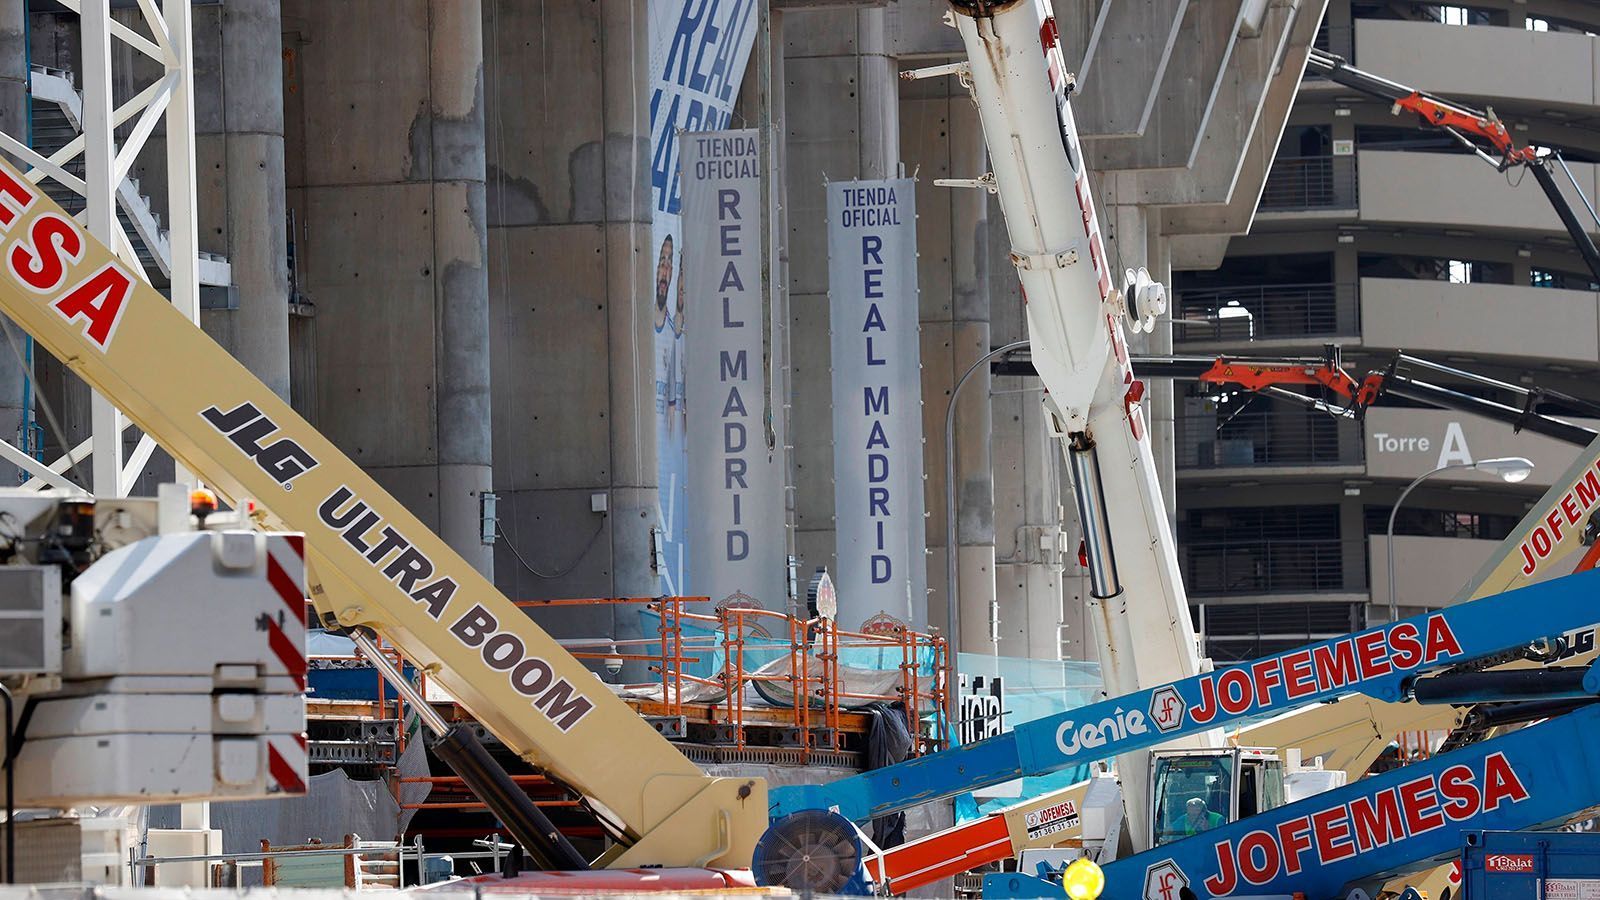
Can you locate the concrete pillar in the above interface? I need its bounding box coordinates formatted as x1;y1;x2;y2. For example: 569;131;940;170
0;0;27;484
194;0;291;400
985;191;1070;661
1145;226;1176;531
1331;239;1357;332
428;0;494;578
479;0;656;616
287;0;492;576
738;10;798;581
785;7;900;588
1339;492;1370;615
991;378;1066;660
1100;173;1176;522
904;65;994;650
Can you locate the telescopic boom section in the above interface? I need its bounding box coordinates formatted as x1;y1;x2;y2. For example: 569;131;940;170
946;0;1209;848
0;159;766;868
1305;49;1532;167
1306;48;1600;283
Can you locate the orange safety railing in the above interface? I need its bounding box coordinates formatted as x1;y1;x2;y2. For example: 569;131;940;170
312;598;950;773
511;597;949;760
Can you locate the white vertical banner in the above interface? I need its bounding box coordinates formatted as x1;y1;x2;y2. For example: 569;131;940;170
646;0;760;595
682;130;786;610
827;179;927;631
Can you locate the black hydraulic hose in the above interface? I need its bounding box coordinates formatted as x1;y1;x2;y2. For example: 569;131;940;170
429;723;589;872
1;682;12;884
1528;160;1600;286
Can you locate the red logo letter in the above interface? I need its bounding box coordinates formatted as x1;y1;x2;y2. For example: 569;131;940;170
52;262;132;350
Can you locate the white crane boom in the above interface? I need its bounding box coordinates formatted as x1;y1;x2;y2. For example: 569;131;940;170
948;0;1211;848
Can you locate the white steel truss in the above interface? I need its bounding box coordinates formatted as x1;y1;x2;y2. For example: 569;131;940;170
0;0;203;497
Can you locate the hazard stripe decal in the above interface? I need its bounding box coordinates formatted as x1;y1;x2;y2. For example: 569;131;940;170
268;742;307;794
265;615;307;690
266;553;307;625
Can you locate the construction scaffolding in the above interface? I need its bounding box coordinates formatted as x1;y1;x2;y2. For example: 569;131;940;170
302;598;950;828
514;597;949;762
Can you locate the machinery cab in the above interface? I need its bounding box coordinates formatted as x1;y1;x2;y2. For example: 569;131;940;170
1148;747;1285;848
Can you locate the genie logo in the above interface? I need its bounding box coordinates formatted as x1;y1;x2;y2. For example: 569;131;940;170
1144;860;1188;900
1056;706;1148;755
1485;853;1535;873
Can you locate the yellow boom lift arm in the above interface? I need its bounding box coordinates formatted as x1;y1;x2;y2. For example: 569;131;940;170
0;157;765;868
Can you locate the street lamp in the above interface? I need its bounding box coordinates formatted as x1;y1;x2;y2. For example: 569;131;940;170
942;339;1029;729
1385;456;1535;623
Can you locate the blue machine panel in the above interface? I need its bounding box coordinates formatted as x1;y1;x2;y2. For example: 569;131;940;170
1097;705;1600;899
1462;830;1600;899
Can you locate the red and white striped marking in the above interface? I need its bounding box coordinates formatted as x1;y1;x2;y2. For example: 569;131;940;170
1039;16;1067;93
268;732;308;795
265;534;308;689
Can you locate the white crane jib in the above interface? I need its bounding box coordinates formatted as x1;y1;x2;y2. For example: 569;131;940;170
942;0;1212;850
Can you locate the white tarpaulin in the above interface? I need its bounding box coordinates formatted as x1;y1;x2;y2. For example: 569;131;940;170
826;179;927;630
646;0;761;596
682;130;787;610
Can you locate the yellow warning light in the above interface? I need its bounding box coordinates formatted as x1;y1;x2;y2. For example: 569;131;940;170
1062;857;1104;900
190;488;218;518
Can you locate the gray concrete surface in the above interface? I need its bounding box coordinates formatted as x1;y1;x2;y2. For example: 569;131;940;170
195;0;291;400
284;0;493;576
784;6;902;595
480;0;659;633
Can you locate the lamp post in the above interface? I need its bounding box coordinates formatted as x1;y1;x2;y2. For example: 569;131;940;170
1385;456;1534;623
943;340;1029;728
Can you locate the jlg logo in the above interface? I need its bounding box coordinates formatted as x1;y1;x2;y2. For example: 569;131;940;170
202;402;320;489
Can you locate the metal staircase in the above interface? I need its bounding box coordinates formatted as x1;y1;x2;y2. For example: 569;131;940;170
29;65;230;290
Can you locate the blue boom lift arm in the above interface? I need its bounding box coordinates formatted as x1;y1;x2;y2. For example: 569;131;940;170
1094;702;1600;900
768;567;1600;826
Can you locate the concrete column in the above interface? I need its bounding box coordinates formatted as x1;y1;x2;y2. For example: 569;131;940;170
902;67;985;647
785;7;900;586
596;0;657;604
1100;173;1175;520
1145;226;1176;531
287;0;492;576
1339;492;1370;615
905;70;994;650
428;0;494;578
739;10;798;578
478;0;656;619
0;0;27;484
1334;240;1360;335
991;378;1066;660
986;191;1070;661
194;0;291;400
1325;0;1354;57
